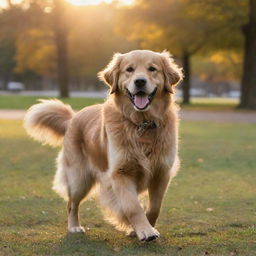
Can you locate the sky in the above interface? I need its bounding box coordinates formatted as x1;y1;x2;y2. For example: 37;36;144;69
0;0;134;7
0;0;22;7
65;0;133;5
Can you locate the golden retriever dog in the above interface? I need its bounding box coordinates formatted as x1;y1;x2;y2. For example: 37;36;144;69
24;50;182;241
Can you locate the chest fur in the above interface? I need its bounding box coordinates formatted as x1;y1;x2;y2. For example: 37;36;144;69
108;123;176;170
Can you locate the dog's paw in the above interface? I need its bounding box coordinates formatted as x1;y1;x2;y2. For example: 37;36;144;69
68;226;85;233
136;227;160;242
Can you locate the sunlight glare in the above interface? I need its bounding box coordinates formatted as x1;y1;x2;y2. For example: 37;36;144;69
0;0;134;8
65;0;133;6
0;0;23;7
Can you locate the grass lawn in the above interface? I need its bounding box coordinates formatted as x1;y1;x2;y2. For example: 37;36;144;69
0;95;104;110
0;95;240;111
184;98;239;111
0;119;256;255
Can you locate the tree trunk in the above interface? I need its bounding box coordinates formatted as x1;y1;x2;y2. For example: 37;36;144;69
53;0;69;98
239;0;256;109
182;51;191;104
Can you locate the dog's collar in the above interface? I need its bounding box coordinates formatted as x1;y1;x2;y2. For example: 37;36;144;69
137;120;157;136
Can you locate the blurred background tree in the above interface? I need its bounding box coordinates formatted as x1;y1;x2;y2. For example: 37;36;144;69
0;0;255;108
240;0;256;109
117;0;247;104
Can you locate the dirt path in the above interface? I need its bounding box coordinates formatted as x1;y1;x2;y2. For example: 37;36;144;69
0;109;256;123
0;110;26;120
180;110;256;123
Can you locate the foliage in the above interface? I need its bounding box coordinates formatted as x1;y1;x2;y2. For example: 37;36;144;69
15;29;56;76
10;1;137;78
67;4;137;77
117;0;248;55
0;0;136;87
0;0;254;106
0;1;51;80
193;51;243;82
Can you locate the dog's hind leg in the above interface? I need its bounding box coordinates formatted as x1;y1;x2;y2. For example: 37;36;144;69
53;151;96;233
67;167;96;233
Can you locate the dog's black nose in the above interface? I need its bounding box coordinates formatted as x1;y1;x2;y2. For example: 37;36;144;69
134;78;147;88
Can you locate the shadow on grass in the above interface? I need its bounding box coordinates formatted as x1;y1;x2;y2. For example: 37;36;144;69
54;233;115;256
53;233;181;256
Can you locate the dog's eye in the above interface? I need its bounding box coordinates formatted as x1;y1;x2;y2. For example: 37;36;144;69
148;66;157;72
126;67;134;73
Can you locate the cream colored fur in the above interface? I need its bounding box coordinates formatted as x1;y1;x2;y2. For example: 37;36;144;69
24;50;183;242
24;99;74;147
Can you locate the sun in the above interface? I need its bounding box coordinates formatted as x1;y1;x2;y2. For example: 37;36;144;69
65;0;133;6
0;0;133;8
0;0;23;7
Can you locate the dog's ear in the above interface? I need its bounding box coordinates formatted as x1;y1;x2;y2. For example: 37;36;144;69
98;53;123;94
160;51;183;94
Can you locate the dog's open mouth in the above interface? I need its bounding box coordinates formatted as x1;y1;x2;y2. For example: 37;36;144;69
126;88;157;110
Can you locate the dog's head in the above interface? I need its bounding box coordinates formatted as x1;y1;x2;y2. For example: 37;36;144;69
98;50;183;111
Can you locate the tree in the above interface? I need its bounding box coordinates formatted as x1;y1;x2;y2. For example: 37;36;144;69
0;39;15;88
117;0;248;104
193;51;242;83
0;0;70;97
117;0;221;103
14;2;136;91
0;1;27;87
0;0;137;93
52;0;70;98
240;0;256;109
192;0;256;109
67;3;137;79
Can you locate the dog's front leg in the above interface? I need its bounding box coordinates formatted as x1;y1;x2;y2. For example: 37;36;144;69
111;172;159;241
146;169;171;227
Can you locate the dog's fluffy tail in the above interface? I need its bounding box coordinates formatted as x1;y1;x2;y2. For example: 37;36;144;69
23;99;74;147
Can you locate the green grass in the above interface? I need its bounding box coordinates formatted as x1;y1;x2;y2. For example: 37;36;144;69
0;95;104;110
182;98;239;111
0;95;241;111
0;119;256;255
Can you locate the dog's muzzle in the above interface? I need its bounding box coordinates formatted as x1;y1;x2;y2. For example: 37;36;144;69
126;87;157;110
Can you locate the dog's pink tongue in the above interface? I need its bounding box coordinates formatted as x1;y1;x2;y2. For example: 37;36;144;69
134;95;149;109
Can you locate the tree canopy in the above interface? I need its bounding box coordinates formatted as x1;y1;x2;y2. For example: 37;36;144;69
0;0;254;108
